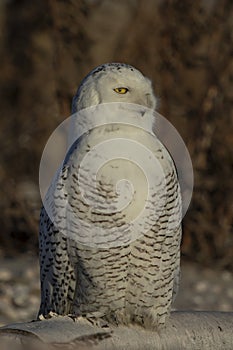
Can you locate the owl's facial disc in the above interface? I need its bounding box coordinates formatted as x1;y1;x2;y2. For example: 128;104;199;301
72;63;157;112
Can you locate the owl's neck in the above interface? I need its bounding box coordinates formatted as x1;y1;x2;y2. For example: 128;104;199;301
68;103;155;148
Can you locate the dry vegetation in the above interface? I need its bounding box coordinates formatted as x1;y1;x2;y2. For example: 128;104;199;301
0;0;232;268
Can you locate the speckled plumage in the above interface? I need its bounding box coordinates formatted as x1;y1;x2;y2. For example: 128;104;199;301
38;63;182;328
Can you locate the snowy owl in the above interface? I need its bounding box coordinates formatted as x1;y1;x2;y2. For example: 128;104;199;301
38;63;182;328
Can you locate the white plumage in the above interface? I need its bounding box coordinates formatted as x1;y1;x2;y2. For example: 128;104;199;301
38;63;182;328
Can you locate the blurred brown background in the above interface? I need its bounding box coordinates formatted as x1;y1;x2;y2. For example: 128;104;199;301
0;1;232;265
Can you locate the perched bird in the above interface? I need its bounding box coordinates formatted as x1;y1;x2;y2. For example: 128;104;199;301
38;63;182;328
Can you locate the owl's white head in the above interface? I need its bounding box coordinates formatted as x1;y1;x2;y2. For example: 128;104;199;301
72;63;157;113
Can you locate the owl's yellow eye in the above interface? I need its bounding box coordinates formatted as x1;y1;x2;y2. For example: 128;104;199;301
113;87;129;94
